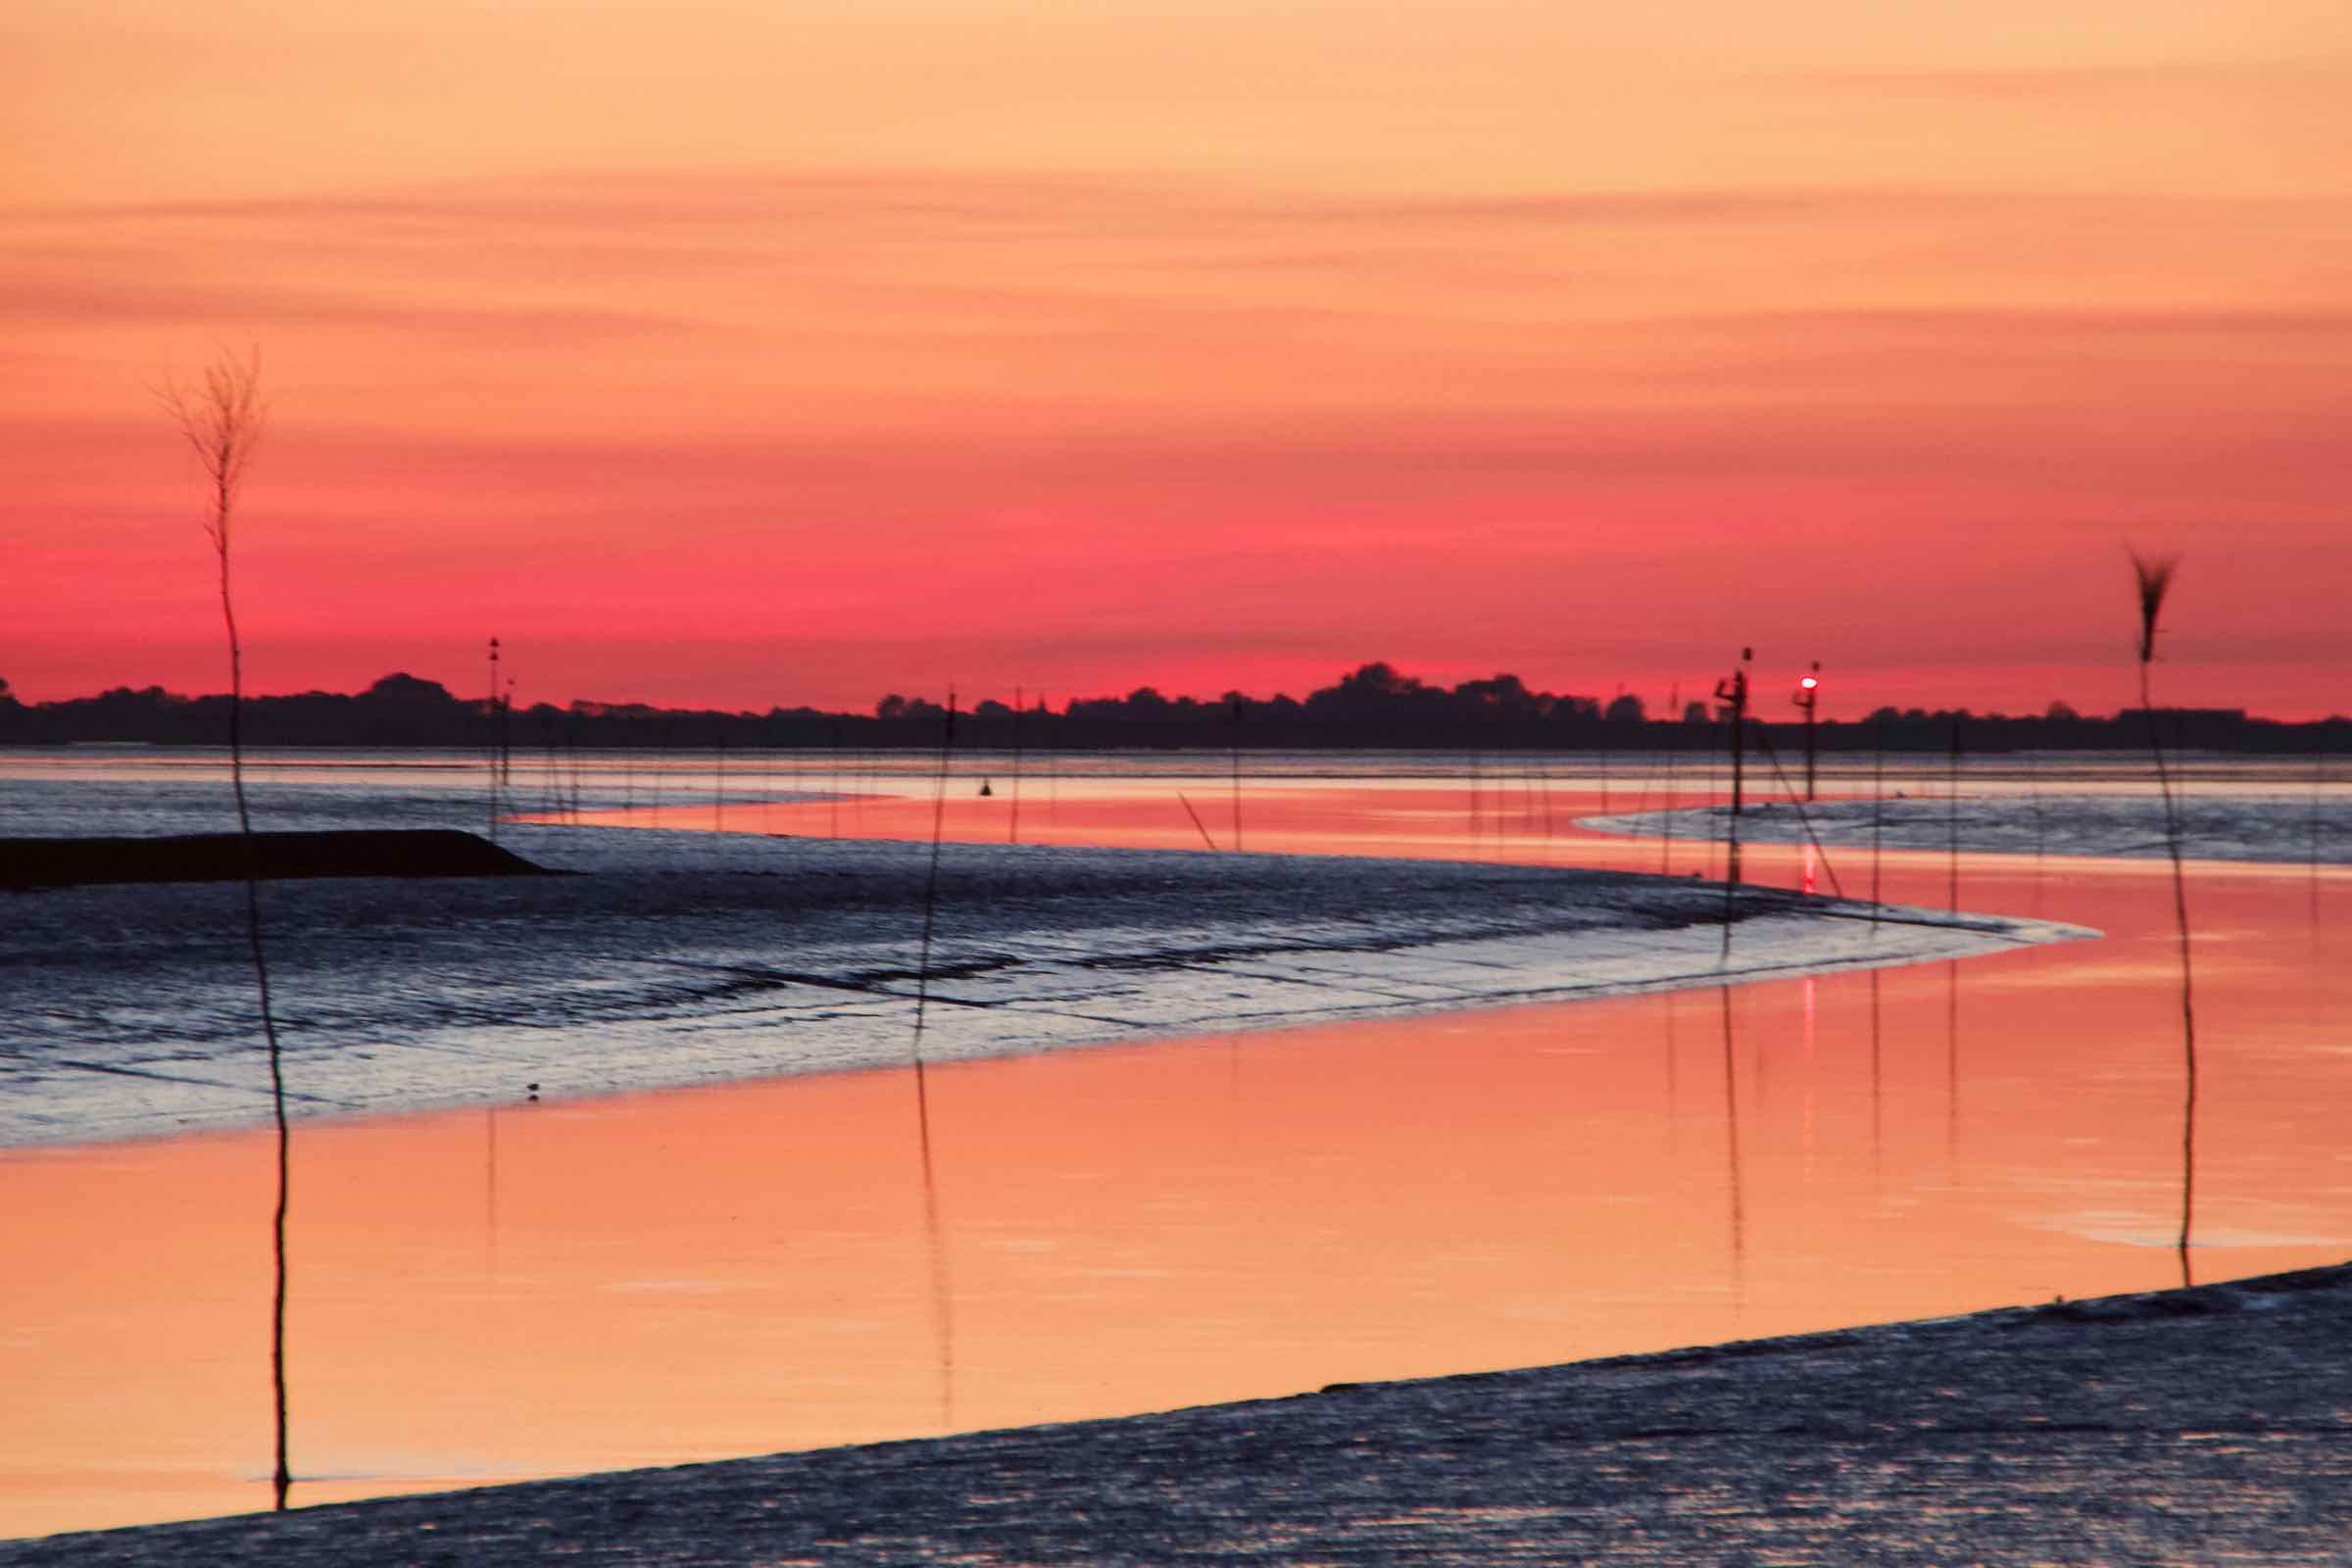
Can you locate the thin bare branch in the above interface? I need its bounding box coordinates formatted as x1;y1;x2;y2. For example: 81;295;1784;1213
157;344;267;555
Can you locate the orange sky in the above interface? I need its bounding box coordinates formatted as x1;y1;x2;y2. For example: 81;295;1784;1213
8;2;2349;718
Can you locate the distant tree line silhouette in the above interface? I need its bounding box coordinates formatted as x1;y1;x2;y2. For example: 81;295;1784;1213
2;662;2343;753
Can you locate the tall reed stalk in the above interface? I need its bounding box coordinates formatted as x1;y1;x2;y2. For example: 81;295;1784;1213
2131;549;2196;1273
161;345;290;1511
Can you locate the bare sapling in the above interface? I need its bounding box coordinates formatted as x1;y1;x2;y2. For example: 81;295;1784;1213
159;343;291;1511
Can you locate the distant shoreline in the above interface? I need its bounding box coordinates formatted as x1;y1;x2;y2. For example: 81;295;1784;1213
5;665;2343;753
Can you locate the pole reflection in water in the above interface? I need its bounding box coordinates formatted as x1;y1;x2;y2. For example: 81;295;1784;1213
917;1076;956;1431
1946;958;1961;1166
1720;985;1746;1294
1663;990;1679;1129
484;1107;497;1271
1869;969;1884;1184
1947;723;1962;914
1800;977;1818;1170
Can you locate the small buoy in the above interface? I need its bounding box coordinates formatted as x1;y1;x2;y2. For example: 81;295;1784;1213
978;780;994;797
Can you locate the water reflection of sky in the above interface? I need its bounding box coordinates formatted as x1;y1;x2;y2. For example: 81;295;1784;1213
2;753;2346;1537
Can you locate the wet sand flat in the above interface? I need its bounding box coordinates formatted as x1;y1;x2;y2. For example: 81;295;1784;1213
10;1262;2347;1565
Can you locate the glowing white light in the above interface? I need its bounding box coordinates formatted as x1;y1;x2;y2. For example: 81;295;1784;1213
1800;676;1819;689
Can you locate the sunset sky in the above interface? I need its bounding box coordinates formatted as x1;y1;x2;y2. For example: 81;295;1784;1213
9;1;2349;719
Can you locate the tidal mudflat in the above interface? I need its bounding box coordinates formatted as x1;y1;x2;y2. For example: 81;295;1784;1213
2;750;2346;1542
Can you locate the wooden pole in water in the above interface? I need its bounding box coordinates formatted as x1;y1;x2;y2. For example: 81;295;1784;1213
1178;791;1220;851
487;637;501;842
1794;661;1820;801
1714;649;1751;961
911;691;956;1066
1229;693;1244;853
1756;724;1843;898
1870;719;1886;935
1007;685;1024;845
1947;716;1961;913
1042;692;1056;822
1597;689;1615;817
908;691;957;1430
2313;752;2328;927
1659;681;1681;875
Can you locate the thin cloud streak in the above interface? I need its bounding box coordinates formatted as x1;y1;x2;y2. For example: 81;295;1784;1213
11;169;2342;235
0;273;706;338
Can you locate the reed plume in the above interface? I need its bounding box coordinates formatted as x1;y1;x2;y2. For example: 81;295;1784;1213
2132;550;2180;664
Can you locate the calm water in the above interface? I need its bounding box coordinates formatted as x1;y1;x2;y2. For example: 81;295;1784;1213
2;750;2346;1536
